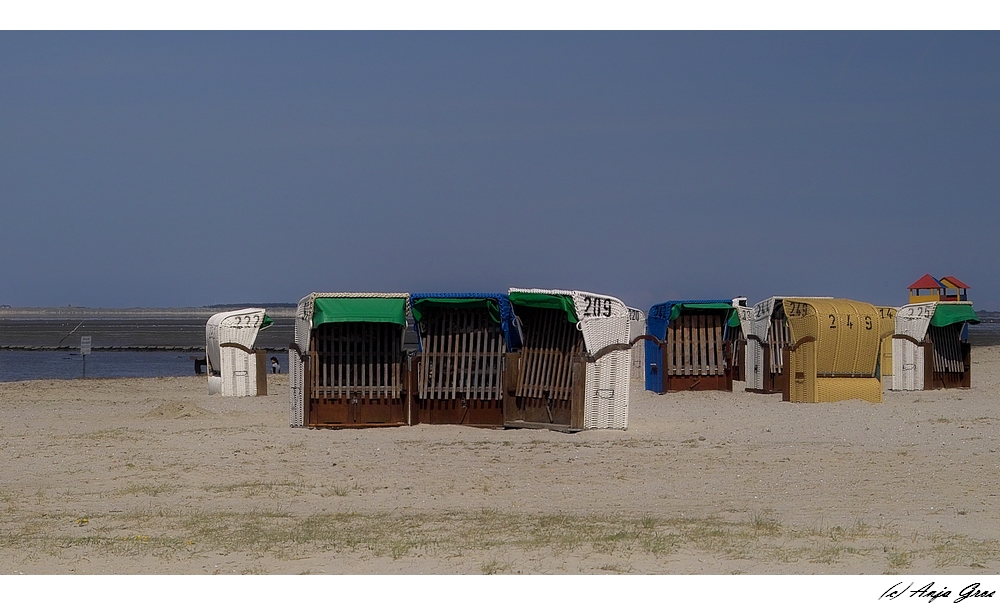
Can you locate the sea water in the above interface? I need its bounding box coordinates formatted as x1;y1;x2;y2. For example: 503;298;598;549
0;311;295;382
0;350;289;382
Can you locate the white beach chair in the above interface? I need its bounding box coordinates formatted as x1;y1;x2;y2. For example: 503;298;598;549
205;308;269;397
506;288;631;430
627;307;646;384
892;301;977;391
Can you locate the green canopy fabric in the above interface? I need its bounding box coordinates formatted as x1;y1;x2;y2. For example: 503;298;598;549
312;297;407;327
668;302;736;323
260;314;274;330
411;297;501;324
508;292;578;324
728;309;743;328
930;304;980;327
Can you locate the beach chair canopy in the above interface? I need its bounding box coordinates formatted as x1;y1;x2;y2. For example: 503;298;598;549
508;288;631;354
410;292;522;351
310;297;408;327
745;297;831;341
931;302;979;327
294;292;410;338
205;308;271;372
895;301;979;342
647;299;739;340
507;290;579;324
783;298;893;377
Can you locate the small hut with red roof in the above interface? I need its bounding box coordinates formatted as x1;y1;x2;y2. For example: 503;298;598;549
908;274;970;304
908;274;945;304
939;276;970;302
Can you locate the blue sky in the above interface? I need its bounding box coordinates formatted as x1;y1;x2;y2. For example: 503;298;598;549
1;32;998;311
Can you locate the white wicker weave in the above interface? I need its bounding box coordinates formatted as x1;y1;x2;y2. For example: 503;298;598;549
509;288;631;430
744;298;776;391
891;302;936;391
735;305;755;341
205;308;266;397
288;292;410;428
627;307;646;384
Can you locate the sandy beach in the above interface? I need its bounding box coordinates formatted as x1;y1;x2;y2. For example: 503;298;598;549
1;348;998;575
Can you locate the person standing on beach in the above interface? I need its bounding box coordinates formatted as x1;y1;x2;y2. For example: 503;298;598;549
270;357;280;374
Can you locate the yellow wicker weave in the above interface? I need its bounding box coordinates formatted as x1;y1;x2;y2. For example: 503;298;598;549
817;377;883;402
782;298;890;403
877;306;897;379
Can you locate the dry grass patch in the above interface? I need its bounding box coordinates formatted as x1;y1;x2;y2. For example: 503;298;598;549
1;508;998;572
115;482;179;498
72;428;148;442
481;557;516;574
207;480;306;498
319;483;357;497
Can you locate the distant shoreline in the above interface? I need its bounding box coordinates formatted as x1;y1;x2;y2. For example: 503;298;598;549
0;345;288;352
0;306;297;319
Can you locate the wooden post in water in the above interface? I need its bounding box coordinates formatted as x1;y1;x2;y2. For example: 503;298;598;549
80;336;92;379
